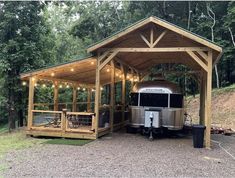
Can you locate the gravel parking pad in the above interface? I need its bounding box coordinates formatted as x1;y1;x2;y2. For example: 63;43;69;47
2;133;235;177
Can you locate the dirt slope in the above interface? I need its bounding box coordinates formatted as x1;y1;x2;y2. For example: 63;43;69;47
186;84;235;130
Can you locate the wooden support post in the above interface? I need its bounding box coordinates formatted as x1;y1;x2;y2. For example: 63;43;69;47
110;60;115;132
94;58;101;138
27;77;35;130
62;109;67;133
199;75;205;125
53;81;59;111
130;68;134;88
72;84;77;112
121;66;126;124
87;88;91;112
204;50;213;148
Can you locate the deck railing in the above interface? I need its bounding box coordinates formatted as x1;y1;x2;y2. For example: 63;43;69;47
31;109;95;133
32;110;63;130
65;112;95;133
33;102;95;112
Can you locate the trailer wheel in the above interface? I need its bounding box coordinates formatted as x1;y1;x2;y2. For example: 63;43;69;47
126;125;137;134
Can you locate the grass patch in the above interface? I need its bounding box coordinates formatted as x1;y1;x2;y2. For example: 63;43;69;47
44;138;93;146
212;83;235;96
0;124;8;134
0;130;47;158
186;83;235;100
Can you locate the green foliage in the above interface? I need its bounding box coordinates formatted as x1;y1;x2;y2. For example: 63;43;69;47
0;130;46;158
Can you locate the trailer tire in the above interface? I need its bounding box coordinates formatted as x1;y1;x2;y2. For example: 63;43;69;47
126;125;137;134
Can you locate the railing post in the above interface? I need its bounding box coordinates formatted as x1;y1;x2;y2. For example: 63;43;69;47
54;81;59;111
62;108;67;133
72;84;77;112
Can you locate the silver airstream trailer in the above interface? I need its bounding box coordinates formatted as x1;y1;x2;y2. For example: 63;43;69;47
127;77;185;138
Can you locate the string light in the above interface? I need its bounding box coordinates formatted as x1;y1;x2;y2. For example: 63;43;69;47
91;61;94;65
127;75;130;79
134;78;138;82
92;89;95;92
116;73;119;77
32;77;35;81
77;87;80;90
100;87;104;90
42;84;46;88
22;81;27;86
51;72;55;77
66;85;70;88
70;68;74;72
59;85;63;88
83;88;86;91
106;68;110;72
34;83;38;87
52;84;55;88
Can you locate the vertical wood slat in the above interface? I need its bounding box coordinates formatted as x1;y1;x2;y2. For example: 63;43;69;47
94;57;101;138
53;81;59;111
27;77;35;130
205;50;212;148
110;60;115;132
72;84;77;112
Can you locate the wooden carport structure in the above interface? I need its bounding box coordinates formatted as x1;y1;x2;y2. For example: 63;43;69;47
21;16;222;148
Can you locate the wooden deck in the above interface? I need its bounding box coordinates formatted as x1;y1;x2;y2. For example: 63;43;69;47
27;126;112;140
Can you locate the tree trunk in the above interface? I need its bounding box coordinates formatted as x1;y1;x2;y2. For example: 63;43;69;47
214;64;219;88
8;94;16;131
207;4;220;88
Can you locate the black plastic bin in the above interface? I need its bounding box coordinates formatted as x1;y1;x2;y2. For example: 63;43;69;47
192;125;206;148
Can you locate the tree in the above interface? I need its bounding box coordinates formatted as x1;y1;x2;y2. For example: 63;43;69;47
0;1;53;129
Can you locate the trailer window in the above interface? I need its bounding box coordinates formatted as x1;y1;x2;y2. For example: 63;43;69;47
130;93;139;106
140;93;168;107
170;94;183;108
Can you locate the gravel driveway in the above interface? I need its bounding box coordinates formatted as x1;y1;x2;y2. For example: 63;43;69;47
2;133;235;177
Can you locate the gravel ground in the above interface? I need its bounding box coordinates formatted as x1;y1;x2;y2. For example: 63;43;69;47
1;133;235;177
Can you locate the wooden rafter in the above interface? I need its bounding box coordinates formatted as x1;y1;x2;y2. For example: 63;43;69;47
152;30;167;47
115;57;140;75
187;51;208;71
197;51;208;61
99;51;118;70
140;34;151;47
